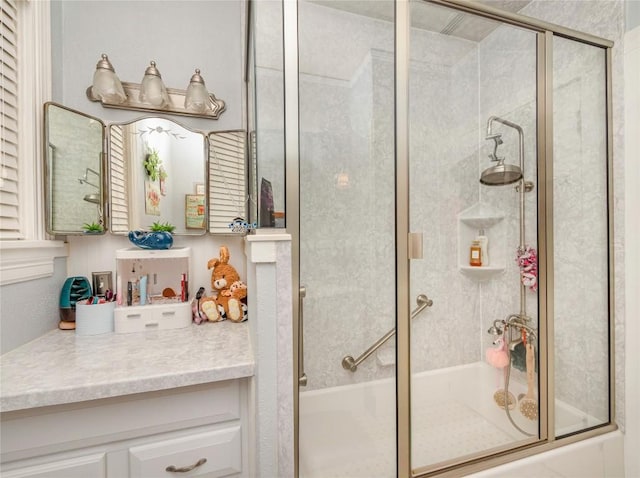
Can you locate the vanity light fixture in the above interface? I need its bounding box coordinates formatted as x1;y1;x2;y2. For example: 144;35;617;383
184;69;211;114
86;54;226;120
139;61;171;109
90;54;126;105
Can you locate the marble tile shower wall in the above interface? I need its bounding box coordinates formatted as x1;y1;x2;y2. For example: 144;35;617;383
552;39;610;424
291;2;625;410
254;0;285;215
477;24;539;378
298;3;396;391
299;0;489;390
520;0;625;428
408;42;482;373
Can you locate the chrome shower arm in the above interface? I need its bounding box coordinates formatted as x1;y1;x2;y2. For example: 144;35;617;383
486;116;525;186
487;115;527;316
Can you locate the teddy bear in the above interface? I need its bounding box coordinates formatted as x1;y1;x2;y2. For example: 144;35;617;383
199;246;248;323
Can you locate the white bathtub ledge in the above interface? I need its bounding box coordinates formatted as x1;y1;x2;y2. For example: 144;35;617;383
468;431;624;478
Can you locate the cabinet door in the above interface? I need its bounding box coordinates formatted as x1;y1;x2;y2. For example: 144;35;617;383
1;453;106;478
129;426;241;477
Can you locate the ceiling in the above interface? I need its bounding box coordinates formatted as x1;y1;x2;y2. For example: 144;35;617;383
309;0;532;42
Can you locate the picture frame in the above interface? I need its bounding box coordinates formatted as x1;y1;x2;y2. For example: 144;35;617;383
185;194;206;229
92;271;113;297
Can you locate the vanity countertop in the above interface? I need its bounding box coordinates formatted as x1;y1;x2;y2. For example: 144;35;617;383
0;322;254;413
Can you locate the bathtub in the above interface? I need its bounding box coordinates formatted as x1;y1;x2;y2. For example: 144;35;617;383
299;361;619;478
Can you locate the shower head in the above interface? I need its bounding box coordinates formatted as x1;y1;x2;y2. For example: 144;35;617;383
480;161;523;186
83;193;101;204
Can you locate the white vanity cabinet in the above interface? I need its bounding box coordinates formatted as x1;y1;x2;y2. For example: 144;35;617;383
114;247;192;333
0;380;249;478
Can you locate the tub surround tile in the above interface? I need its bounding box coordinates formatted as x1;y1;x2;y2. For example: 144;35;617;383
0;322;254;413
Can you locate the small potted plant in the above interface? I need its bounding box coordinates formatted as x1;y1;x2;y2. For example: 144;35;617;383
143;148;162;181
150;221;175;234
82;222;104;234
128;221;175;250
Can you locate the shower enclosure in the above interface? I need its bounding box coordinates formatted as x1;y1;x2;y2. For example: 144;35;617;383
249;0;614;475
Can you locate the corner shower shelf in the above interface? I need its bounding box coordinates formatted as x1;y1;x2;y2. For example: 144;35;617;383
459;265;505;281
457;203;506;281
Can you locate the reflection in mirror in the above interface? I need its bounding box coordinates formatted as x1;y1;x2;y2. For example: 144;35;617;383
208;131;248;234
44;103;105;234
109;117;207;235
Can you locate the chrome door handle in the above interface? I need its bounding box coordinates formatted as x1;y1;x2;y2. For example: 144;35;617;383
299;286;307;386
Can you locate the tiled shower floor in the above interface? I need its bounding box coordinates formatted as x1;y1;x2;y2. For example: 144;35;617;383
299;400;516;478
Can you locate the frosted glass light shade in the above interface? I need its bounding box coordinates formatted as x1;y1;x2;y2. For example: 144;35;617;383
91;54;126;104
139;61;171;108
184;69;210;113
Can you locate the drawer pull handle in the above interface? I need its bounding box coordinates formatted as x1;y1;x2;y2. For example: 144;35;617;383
162;311;176;316
166;458;207;473
127;314;142;319
145;322;159;328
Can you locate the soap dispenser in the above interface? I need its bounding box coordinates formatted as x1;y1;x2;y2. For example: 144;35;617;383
477;229;489;266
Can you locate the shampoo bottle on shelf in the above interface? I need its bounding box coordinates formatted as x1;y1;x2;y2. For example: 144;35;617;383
469;240;482;267
477;229;489;266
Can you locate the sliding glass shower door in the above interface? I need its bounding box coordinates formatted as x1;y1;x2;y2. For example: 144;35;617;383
406;1;541;473
297;1;398;477
283;0;614;476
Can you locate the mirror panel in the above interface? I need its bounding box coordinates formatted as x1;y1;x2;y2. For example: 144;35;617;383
208;130;248;234
109;117;207;235
44;102;105;235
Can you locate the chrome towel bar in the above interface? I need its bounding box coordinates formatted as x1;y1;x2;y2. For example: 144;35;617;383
341;294;433;372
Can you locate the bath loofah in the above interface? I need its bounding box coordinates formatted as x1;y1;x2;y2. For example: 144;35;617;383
486;337;509;368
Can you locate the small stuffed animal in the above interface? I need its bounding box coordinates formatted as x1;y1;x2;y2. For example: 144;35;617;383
216;280;248;322
200;246;248;322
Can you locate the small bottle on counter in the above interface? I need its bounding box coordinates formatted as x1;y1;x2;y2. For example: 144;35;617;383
139;275;148;305
470;240;482;267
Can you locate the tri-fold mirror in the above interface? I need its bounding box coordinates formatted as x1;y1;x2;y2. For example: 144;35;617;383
43;102;247;236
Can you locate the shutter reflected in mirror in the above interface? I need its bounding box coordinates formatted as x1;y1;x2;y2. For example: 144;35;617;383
209;131;247;234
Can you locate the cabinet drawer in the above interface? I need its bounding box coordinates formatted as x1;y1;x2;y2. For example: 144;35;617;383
114;302;191;333
1;452;106;478
1;382;240;461
129;426;241;478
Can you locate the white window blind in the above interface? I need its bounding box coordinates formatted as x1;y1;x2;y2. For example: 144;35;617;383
0;0;20;239
209;131;247;234
109;124;129;233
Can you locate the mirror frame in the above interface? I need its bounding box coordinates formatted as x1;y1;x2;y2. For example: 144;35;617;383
107;116;209;236
43;102;107;235
43;103;249;236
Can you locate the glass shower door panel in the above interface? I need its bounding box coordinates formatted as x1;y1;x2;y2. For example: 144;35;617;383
552;37;609;437
408;1;540;471
297;1;396;477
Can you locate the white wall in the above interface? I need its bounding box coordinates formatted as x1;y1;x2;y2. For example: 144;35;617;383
0;1;247;355
51;0;243;132
52;0;247;298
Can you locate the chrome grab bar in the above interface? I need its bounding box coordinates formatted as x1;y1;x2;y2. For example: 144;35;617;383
299;286;308;386
341;294;433;372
